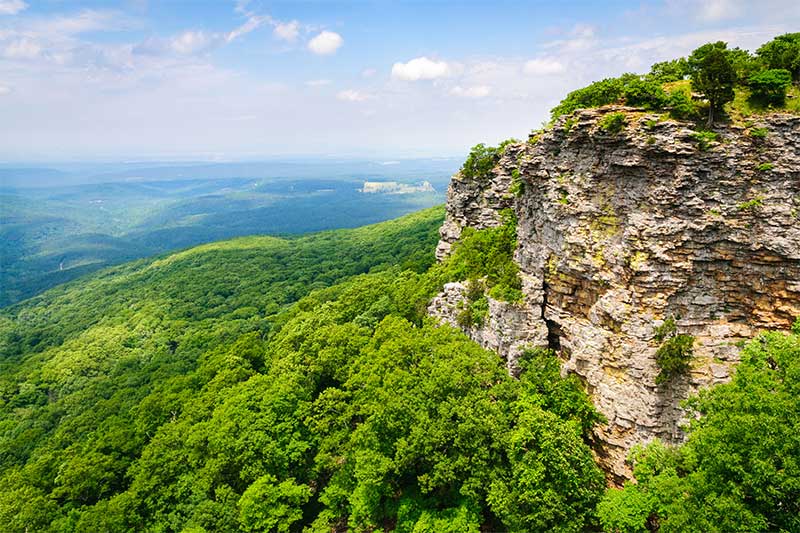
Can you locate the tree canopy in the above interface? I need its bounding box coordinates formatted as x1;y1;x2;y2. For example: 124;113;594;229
598;322;800;532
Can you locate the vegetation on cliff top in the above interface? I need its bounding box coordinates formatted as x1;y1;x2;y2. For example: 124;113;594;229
550;33;800;126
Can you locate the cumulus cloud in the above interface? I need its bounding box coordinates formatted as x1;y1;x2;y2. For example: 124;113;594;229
308;31;343;55
0;0;27;15
336;89;371;102
523;57;566;76
391;56;451;81
274;20;300;42
449;85;491;98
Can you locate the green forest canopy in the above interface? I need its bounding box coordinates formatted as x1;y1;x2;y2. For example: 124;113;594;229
1;203;799;531
2;32;800;533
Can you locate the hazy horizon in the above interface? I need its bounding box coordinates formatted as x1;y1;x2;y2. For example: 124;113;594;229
1;0;799;161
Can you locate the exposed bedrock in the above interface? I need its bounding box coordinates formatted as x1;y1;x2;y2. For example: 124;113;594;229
429;106;800;481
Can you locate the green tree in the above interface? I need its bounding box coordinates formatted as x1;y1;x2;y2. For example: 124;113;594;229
598;324;800;532
757;32;800;80
238;476;311;532
648;58;689;82
726;47;761;83
688;41;736;126
749;68;793;104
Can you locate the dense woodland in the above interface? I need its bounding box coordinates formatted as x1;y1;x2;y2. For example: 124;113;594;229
1;33;800;532
0;175;445;307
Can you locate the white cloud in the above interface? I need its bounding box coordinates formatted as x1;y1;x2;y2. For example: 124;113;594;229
170;31;213;55
0;0;27;15
523;57;566;76
234;0;251;14
308;31;343;55
449;85;491;98
1;37;41;59
391;56;451;81
0;85;10;95
306;79;331;87
30;9;124;36
337;89;371;102
227;14;269;42
542;23;598;53
274;20;299;42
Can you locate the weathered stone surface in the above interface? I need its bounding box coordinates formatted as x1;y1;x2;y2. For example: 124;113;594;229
429;106;800;482
427;281;548;374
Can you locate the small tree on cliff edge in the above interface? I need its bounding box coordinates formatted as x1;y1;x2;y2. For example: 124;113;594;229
688;41;736;127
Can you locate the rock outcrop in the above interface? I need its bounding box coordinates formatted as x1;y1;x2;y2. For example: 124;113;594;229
429;106;800;481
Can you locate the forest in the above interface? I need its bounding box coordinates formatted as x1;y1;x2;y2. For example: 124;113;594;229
0;168;448;307
1;204;798;532
1;33;799;533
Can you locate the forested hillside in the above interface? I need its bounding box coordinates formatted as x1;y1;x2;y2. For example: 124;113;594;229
2;32;800;533
0;206;607;531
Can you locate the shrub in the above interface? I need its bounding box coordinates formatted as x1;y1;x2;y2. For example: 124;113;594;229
756;162;774;171
648;58;690;83
457;292;489;328
689;131;718;151
622;77;669;108
737;196;764;211
666;90;698;120
655;334;694;384
653;317;694;384
749;127;768;139
757;32;800;80
439;209;523;304
461;144;500;180
749;69;793;104
599;112;627;134
550;73;668;120
509;168;525;197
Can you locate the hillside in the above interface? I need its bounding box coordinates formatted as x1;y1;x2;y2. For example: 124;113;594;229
2;33;800;533
0;205;610;532
0;173;447;308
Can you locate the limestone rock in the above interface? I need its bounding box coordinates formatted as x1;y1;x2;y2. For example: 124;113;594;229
429;106;800;481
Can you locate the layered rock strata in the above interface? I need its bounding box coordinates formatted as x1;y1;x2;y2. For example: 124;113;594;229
429;106;800;480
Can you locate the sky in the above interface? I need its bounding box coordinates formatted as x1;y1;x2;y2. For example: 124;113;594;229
0;0;798;162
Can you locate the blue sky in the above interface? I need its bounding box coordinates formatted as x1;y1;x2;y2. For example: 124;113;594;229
0;0;798;162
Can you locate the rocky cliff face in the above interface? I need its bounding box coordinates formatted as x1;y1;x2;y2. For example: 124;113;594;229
429;106;800;481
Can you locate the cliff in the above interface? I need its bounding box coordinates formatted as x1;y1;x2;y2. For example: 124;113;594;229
429;106;800;481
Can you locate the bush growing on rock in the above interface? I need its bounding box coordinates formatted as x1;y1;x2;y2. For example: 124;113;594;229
749;68;793;104
600;112;627;134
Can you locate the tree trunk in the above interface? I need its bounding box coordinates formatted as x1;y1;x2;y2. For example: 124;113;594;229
707;99;715;127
